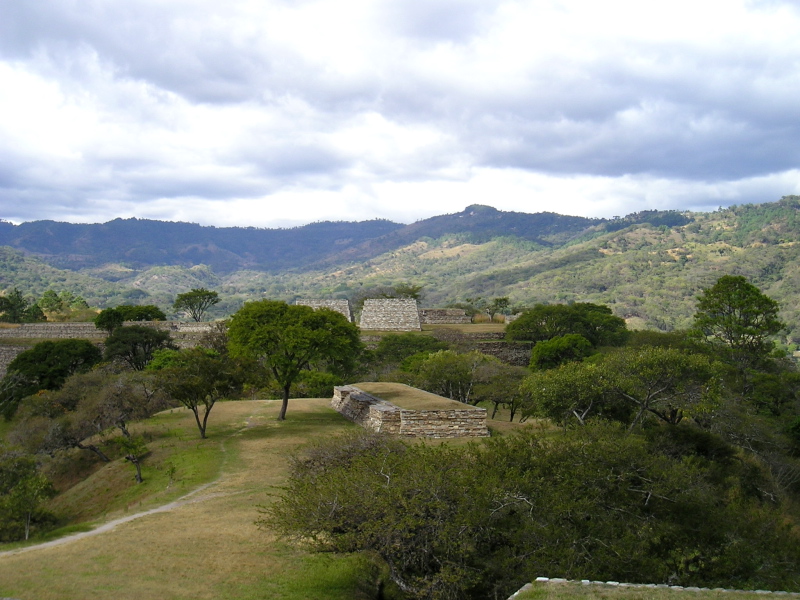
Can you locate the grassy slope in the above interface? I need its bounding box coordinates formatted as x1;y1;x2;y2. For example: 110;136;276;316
516;581;791;600
0;398;394;600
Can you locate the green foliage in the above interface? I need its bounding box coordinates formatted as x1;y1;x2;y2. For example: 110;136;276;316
690;275;785;369
173;287;220;321
269;426;800;598
103;325;177;371
227;301;363;420
374;332;449;366
507;303;628;347
154;348;246;438
529;334;594;370
0;288;46;323
94;307;124;333
0;447;56;541
116;304;167;321
409;349;500;404
0;339;102;419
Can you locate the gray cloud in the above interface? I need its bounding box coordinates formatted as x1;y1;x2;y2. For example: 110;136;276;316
1;0;799;226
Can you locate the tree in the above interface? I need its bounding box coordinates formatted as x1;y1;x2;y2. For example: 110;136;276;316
115;304;167;322
94;307;125;334
0;339;102;419
374;332;449;367
0;448;55;541
506;303;627;347
104;325;176;371
228;300;363;420
413;350;499;404
154;348;245;438
601;347;722;430
691;275;785;370
529;333;594;370
0;288;46;323
173;288;220;322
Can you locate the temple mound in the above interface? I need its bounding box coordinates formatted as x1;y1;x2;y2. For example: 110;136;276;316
331;382;489;438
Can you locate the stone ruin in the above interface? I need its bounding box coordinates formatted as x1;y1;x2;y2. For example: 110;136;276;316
358;298;422;331
331;384;489;438
419;308;471;325
295;299;353;322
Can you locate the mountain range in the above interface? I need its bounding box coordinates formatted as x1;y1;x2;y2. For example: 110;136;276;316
1;198;799;343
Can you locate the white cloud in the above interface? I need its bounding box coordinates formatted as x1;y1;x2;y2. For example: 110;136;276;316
0;0;799;227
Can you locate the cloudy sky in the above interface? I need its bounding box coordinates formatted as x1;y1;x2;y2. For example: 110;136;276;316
1;0;799;228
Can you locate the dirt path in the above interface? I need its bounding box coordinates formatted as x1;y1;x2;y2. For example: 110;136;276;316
0;402;270;559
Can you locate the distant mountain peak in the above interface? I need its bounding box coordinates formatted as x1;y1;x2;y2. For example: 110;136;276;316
461;204;500;216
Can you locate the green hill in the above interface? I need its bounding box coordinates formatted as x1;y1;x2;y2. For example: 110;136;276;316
4;197;800;339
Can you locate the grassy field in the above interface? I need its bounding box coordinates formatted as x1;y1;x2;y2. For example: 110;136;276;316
515;581;795;600
0;398;403;600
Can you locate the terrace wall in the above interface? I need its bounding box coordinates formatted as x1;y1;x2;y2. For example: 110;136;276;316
358;299;422;331
332;385;489;438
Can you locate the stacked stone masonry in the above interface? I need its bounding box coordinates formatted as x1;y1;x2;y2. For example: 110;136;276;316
359;299;422;331
295;299;353;322
0;321;215;374
332;385;489;438
418;308;471;325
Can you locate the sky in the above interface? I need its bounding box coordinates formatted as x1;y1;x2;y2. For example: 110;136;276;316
1;0;799;228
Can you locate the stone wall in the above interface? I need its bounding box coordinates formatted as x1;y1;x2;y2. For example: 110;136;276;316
358;299;422;331
295;299;353;322
332;385;489;438
0;321;215;374
0;345;27;378
419;308;471;325
474;341;533;367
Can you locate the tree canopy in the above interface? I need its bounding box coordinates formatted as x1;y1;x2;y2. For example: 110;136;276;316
690;275;785;369
173;288;220;322
103;325;176;371
228;300;363;420
506;302;628;347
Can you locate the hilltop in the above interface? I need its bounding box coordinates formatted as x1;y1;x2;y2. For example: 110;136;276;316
3;197;800;340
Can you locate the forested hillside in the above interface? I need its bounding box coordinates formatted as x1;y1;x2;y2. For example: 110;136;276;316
3;197;800;340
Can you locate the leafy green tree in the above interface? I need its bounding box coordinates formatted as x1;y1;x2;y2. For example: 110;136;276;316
0;339;102;419
0;448;55;541
691;275;785;369
529;333;594;370
104;325;176;371
374;332;449;367
470;362;528;420
115;434;148;483
602;347;722;429
506;302;627;347
173;288;220;321
228;300;363;420
0;288;46;323
94;307;125;334
116;304;167;322
412;350;499;404
154;348;245;438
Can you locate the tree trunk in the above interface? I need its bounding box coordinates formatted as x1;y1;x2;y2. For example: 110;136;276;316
279;385;290;420
126;455;143;483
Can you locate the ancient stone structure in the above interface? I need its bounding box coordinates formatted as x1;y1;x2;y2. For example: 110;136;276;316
0;345;27;378
474;341;533;367
358;299;421;331
332;385;489;438
418;308;471;325
0;321;216;374
295;299;353;322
